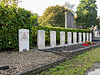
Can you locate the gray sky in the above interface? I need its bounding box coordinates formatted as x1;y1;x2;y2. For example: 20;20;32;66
18;0;100;17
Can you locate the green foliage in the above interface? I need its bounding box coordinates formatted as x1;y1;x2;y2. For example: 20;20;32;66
38;5;71;27
0;5;38;50
31;25;90;47
63;2;75;12
0;5;90;50
97;17;100;29
0;0;21;7
76;0;98;29
39;47;100;75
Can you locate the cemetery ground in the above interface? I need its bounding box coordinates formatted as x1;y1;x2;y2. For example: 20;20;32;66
0;48;63;75
0;44;100;75
39;47;100;75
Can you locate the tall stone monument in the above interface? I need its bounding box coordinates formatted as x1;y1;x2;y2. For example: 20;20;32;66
65;12;74;28
19;29;29;52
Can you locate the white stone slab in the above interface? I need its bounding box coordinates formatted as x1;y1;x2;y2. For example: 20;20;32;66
88;69;100;75
67;32;72;44
90;33;92;41
37;30;45;49
73;32;77;44
94;31;99;37
87;33;89;41
83;33;85;42
60;31;65;46
79;32;82;43
19;29;29;52
50;31;56;47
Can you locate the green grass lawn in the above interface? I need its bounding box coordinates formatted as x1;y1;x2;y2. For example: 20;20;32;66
39;47;100;75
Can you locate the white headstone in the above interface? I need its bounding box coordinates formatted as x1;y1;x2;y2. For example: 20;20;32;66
50;31;56;47
38;30;45;49
83;33;85;42
60;31;65;46
95;31;99;37
73;32;77;44
79;32;82;43
67;32;72;44
90;33;92;41
19;29;29;52
87;33;89;41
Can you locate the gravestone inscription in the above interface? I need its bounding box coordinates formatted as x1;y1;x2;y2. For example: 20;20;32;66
19;29;29;52
60;31;65;46
38;30;45;49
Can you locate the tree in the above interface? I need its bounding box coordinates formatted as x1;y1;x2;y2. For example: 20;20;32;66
38;5;71;27
63;2;75;12
76;0;98;29
97;17;100;29
0;0;21;7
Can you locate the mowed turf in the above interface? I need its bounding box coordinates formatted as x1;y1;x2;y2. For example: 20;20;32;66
39;47;100;75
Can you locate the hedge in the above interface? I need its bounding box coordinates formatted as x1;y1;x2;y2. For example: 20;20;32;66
31;25;90;47
0;5;38;50
0;24;90;50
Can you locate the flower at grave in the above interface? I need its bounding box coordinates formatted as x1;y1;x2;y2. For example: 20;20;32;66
84;41;92;45
82;44;86;46
82;44;89;46
92;42;94;45
87;44;89;46
83;41;94;46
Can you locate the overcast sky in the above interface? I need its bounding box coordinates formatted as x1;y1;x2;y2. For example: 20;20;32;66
18;0;100;17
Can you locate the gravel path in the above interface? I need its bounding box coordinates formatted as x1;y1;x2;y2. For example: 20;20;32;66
86;62;100;75
0;48;63;75
88;69;100;75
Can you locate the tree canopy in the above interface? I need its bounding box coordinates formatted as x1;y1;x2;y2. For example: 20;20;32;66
38;5;71;27
76;0;98;29
63;2;75;12
0;0;21;7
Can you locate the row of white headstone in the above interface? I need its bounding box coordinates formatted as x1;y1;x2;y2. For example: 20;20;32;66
38;30;92;49
19;29;92;52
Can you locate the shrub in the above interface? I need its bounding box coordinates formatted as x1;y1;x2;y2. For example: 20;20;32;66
0;5;38;50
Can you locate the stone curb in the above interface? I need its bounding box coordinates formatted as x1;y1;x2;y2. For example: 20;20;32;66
15;44;100;75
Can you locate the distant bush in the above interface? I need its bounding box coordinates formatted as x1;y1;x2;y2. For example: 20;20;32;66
0;5;38;50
